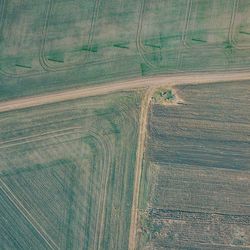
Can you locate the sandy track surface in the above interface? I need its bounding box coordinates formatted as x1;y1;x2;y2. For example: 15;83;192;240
128;87;155;250
1;71;250;112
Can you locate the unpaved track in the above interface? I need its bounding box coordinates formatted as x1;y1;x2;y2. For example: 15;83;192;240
128;87;155;250
1;71;250;112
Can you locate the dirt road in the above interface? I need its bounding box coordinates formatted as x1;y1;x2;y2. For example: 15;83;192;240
1;71;250;112
128;87;155;250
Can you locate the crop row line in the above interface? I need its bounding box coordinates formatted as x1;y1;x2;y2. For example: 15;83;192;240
0;178;59;249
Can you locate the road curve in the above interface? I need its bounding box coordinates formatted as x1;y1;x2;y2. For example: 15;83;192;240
1;71;250;112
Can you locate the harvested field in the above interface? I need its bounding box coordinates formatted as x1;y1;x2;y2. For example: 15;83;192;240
148;82;250;170
2;0;250;100
137;81;250;249
0;91;142;250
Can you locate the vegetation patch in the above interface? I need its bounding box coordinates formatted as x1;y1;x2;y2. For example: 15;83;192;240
151;88;177;105
139;211;164;242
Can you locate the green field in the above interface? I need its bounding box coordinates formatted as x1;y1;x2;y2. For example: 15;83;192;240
138;81;250;249
2;0;250;100
0;91;142;249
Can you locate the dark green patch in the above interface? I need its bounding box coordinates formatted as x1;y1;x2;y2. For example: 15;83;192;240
140;63;151;76
47;58;64;63
47;51;64;63
239;30;250;35
223;41;233;49
94;106;117;117
144;43;161;49
140;213;164;240
81;44;98;52
191;38;207;43
109;121;121;135
157;89;175;101
113;43;129;49
15;64;32;69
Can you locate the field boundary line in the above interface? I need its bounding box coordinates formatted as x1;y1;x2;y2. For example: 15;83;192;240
39;0;54;71
228;0;239;46
181;0;193;49
0;178;59;250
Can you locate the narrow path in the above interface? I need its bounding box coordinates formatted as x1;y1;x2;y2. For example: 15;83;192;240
128;87;155;250
1;71;250;112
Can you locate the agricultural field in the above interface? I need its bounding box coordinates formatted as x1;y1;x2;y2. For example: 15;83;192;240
2;0;250;100
1;0;250;250
137;81;250;249
0;91;142;250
